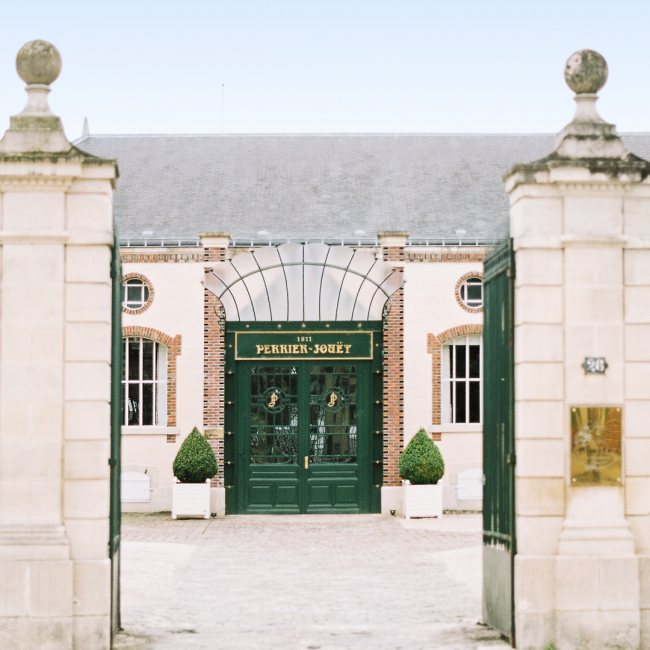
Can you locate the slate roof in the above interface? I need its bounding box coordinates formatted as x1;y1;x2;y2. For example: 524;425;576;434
75;133;650;243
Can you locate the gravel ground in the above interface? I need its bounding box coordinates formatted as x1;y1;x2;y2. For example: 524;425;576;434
113;513;508;650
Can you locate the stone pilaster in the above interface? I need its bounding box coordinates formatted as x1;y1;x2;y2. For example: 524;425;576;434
507;50;650;650
0;41;117;650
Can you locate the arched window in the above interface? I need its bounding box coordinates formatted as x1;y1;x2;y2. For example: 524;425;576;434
441;334;482;424
123;337;167;426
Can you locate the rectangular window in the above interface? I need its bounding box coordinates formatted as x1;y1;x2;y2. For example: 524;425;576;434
442;335;482;424
123;337;167;426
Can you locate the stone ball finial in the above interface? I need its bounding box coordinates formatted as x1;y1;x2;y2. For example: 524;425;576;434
564;49;608;94
16;40;62;85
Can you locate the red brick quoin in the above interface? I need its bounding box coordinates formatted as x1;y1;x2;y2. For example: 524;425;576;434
122;272;155;315
204;246;226;487
122;326;182;438
202;244;406;488
427;324;483;431
383;246;405;487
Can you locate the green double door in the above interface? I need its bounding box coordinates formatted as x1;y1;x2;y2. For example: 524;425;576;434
237;361;370;513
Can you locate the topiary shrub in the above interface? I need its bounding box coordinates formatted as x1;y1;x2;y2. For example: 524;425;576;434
172;427;218;484
399;428;445;485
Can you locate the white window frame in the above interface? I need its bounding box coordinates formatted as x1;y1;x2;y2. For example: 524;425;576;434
459;277;483;309
441;334;482;424
123;278;150;310
123;337;167;427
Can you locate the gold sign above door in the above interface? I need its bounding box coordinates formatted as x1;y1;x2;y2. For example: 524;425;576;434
235;331;373;361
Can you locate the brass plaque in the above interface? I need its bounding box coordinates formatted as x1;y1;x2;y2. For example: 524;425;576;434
570;406;622;486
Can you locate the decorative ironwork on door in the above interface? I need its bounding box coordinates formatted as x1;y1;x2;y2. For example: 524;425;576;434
225;321;384;515
245;364;361;512
250;367;298;464
310;366;357;464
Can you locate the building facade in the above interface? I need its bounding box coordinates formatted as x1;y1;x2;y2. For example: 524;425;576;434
77;132;650;516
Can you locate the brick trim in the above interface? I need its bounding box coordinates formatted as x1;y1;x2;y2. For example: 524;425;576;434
204;247;226;486
383;246;405;263
455;271;484;314
122;272;155;315
122;326;182;428
120;250;203;263
204;242;404;488
427;324;483;425
120;248;484;264
204;247;225;263
405;251;486;263
382;245;404;486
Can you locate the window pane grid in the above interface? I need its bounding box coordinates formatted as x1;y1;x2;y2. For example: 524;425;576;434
444;337;482;424
460;278;483;308
123;279;150;309
123;337;165;426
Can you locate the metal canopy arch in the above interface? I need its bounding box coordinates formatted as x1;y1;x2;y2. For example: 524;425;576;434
204;243;404;321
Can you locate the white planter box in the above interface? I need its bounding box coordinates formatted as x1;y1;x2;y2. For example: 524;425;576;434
171;478;211;519
402;480;443;519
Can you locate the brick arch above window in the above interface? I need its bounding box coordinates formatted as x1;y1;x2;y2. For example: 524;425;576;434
431;324;483;348
427;324;483;428
122;326;182;430
122;326;177;349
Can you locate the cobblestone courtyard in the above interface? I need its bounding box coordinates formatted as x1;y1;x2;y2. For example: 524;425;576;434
114;513;508;650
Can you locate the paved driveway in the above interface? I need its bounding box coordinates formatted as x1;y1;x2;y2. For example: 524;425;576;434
114;513;508;650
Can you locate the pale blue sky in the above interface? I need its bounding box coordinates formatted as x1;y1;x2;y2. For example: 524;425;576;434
0;1;648;137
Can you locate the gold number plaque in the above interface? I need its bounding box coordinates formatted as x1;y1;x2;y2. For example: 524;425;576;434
570;406;622;486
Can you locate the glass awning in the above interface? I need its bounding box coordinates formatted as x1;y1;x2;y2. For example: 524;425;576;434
204;243;404;321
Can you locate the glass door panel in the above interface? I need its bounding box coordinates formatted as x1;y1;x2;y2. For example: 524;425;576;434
250;366;298;464
306;365;360;512
246;366;300;512
242;362;367;514
309;366;357;463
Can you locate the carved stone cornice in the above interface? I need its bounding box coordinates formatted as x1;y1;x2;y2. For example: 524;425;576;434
512;234;650;250
505;154;650;189
0;230;114;245
0;175;74;191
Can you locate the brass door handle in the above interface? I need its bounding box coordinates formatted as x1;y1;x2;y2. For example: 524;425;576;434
304;456;309;469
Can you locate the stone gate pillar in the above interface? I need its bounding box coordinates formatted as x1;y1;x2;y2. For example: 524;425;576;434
0;42;117;649
506;50;650;650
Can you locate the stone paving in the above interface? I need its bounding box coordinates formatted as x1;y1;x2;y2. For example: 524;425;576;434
113;513;509;650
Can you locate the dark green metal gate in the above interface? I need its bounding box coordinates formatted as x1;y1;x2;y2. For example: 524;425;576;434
224;322;383;514
482;239;516;642
109;232;123;643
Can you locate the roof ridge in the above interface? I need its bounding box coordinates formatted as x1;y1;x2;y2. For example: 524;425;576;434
75;132;562;139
